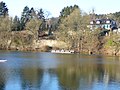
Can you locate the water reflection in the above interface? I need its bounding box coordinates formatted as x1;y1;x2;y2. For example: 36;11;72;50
20;68;43;90
0;51;120;90
55;55;120;90
0;66;6;90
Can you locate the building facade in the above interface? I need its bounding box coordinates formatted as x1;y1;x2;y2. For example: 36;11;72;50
89;19;117;31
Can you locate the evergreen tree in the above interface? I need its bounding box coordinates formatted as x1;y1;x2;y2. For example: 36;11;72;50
37;9;45;20
20;6;45;30
37;9;46;31
59;5;79;24
21;6;30;24
29;7;37;19
20;6;31;30
12;16;20;31
59;5;79;18
0;1;8;17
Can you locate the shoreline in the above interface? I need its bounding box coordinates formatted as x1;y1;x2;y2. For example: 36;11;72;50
0;48;120;57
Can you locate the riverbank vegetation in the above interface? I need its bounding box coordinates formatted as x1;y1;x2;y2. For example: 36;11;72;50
0;1;120;56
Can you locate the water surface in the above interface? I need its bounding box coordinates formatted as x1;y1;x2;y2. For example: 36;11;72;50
0;51;120;90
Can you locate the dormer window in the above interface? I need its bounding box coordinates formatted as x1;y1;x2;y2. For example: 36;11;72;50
106;20;110;24
96;21;100;24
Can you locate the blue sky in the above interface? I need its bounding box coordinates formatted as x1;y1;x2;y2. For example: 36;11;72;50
2;0;120;17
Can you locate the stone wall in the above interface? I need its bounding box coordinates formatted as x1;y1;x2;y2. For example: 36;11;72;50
34;40;68;49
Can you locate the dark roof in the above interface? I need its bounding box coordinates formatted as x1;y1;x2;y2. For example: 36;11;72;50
90;19;115;25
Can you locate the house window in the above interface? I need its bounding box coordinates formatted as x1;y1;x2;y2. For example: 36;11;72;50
107;25;108;28
106;20;110;24
96;21;100;24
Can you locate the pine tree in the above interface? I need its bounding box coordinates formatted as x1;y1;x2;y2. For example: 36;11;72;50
0;1;8;17
21;6;30;24
37;9;45;20
12;16;20;31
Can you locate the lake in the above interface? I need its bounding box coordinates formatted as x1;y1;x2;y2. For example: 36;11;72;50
0;51;120;90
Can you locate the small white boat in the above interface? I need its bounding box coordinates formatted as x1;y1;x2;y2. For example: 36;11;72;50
0;60;7;62
51;50;75;54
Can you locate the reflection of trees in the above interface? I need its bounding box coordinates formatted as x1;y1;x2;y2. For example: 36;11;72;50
95;55;104;81
55;56;120;89
0;66;7;90
55;61;100;90
104;57;120;84
0;72;6;90
20;67;43;90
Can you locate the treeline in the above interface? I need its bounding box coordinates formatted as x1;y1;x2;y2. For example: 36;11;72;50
0;1;58;32
0;1;120;55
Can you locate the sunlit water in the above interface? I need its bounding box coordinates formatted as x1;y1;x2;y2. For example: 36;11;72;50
0;50;120;90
